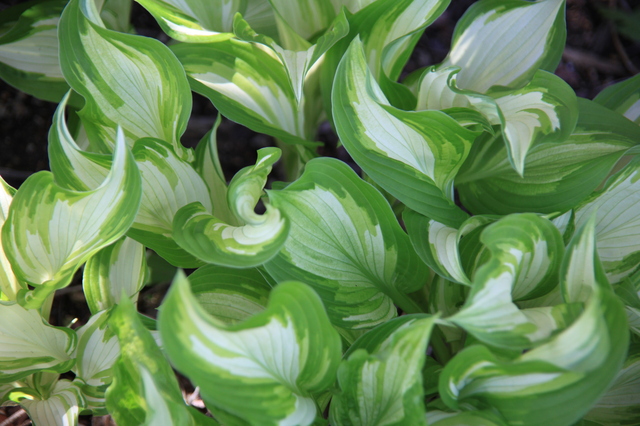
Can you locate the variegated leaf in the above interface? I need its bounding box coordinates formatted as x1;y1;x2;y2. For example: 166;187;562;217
193;116;238;226
426;410;508;426
573;158;640;284
0;177;22;301
439;216;628;426
174;147;288;268
17;379;85;426
59;0;192;156
447;214;565;349
106;295;212;425
594;73;640;125
188;264;270;324
159;273;342;426
83;237;147;315
584;346;640;425
0;0;71;104
173;38;319;147
265;158;430;332
0;304;76;382
442;0;566;93
2;128;141;309
135;0;243;42
456;98;640;215
329;315;436;426
332;37;475;227
490;70;578;175
72;310;119;415
128;137;211;268
322;0;450;110
404;210;498;286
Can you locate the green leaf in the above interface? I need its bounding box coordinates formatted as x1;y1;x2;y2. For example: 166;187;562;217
2;128;141;309
329;315;436;426
332;38;475;227
0;304;76;382
439;217;629;426
573;158;640;284
59;0;192;156
446;214;566;349
172;38;319;147
0;177;22;302
594;72;640;125
0;0;72;104
188;264;271;325
442;0;566;93
174;147;289;268
83;237;147;315
17;379;85;426
265;158;430;331
426;410;508;426
106;295;209;425
456;98;640;215
159;272;342;426
72;310;119;415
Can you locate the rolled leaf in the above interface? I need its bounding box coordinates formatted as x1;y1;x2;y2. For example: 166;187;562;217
0;0;70;103
0;304;76;382
442;0;566;93
159;272;342;426
265;157;430;331
2;128;141;308
447;214;566;349
83;237;147;315
173;147;288;268
439;217;629;426
329;315;436;426
59;0;192;155
332;37;475;227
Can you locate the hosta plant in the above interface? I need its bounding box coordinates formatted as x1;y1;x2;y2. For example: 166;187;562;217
1;0;640;425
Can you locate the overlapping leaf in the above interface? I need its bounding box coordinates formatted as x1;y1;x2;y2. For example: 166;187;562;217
445;214;567;349
439;217;629;426
594;72;640;124
159;273;342;426
0;177;22;301
59;0;192;155
14;378;85;426
330;315;436;426
2;128;141;308
265;158;429;332
332;38;476;227
456;99;640;215
174;147;289;268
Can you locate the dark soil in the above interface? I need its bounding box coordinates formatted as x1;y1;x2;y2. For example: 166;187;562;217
0;0;639;424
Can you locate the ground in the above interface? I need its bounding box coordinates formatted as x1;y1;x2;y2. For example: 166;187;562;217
0;0;638;424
